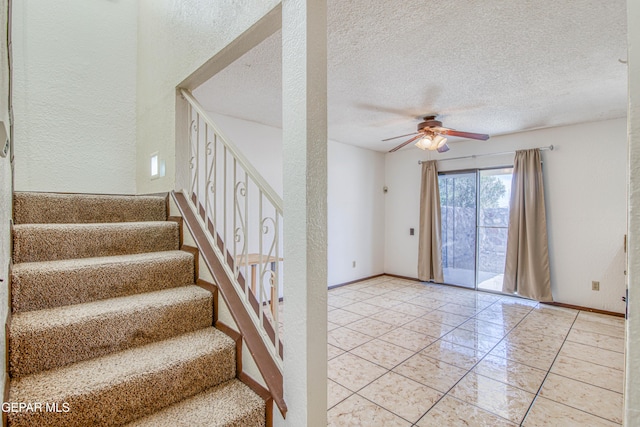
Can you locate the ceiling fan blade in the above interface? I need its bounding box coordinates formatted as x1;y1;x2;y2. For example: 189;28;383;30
441;129;490;140
389;134;422;153
382;132;419;142
437;143;450;153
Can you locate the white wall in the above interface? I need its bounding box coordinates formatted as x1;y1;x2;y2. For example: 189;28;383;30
0;0;11;402
626;0;640;422
12;0;138;194
136;0;280;194
201;112;386;287
385;118;627;313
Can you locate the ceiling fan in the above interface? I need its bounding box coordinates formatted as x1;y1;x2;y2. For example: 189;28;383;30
385;115;490;153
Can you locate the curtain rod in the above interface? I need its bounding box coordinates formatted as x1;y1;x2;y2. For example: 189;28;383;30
418;145;554;164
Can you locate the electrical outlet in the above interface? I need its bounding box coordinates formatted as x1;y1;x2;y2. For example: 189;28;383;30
352;261;356;268
592;281;600;291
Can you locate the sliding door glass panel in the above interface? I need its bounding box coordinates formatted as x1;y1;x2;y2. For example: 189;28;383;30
477;168;513;292
439;172;476;288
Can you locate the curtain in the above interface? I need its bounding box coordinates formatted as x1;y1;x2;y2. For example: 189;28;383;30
503;149;552;301
418;161;444;283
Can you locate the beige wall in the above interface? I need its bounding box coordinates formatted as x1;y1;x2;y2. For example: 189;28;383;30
0;0;10;402
135;0;280;194
12;0;138;194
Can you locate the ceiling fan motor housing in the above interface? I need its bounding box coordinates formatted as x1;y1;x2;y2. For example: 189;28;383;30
418;116;442;132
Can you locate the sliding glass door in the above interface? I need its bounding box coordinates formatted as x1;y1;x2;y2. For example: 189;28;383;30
438;168;513;291
440;171;477;288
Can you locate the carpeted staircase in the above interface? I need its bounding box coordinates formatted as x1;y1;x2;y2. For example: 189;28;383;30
7;192;266;427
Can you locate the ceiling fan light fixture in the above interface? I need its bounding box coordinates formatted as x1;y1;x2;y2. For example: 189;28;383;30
433;134;448;149
415;135;433;150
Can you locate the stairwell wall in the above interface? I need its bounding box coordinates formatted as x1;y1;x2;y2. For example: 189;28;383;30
0;0;10;404
136;0;280;195
12;0;138;194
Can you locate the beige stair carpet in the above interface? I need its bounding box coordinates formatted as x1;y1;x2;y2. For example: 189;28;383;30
13;192;167;224
8;192;267;426
126;379;266;427
11;250;195;312
10;286;213;377
8;328;236;427
13;222;179;263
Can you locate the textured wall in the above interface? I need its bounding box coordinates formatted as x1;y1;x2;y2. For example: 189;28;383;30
385;118;628;313
12;0;138;194
136;0;280;194
626;0;640;423
0;0;10;402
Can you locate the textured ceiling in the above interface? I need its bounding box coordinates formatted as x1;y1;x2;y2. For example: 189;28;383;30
193;0;628;152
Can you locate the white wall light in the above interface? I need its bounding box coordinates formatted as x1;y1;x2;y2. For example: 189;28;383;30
150;152;159;179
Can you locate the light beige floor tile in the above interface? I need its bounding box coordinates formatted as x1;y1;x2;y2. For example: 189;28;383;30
359;371;443;423
531;304;579;318
572;318;624;339
327;308;364;326
340;301;382;316
474;310;524;329
369;309;416;327
378;327;439;352
458;318;513;339
328;353;387;392
559;340;625;370
421;310;470;327
328;326;373;351
404;317;455;337
393;353;467;393
421;339;486;370
473;354;547;393
523;396;620;426
576;311;625;328
438;302;484;317
383;290;421;302
340;289;376;302
502;330;566;354
409;297;447;310
328;344;345;360
417;395;517;426
350;339;415;369
441;328;501;353
328;379;353;409
345;317;397;338
328;287;354;296
327;394;411;427
566;328;625;353
489;340;558;371
539;373;623;424
364;295;404;309
328;321;340;331
389;302;432;317
328;295;358;308
551;354;624;393
449;372;535;424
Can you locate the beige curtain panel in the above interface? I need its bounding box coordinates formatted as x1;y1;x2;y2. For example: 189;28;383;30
418;160;444;283
503;149;553;301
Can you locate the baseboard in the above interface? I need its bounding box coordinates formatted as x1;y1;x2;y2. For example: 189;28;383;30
328;273;385;290
542;301;625;318
382;273;420;282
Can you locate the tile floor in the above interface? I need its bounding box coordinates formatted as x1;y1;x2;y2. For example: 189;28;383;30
327;275;625;426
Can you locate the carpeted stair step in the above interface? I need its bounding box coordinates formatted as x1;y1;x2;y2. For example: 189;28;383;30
8;328;236;427
13;192;167;224
126;379;265;427
11;251;195;313
13;221;179;263
10;286;213;377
